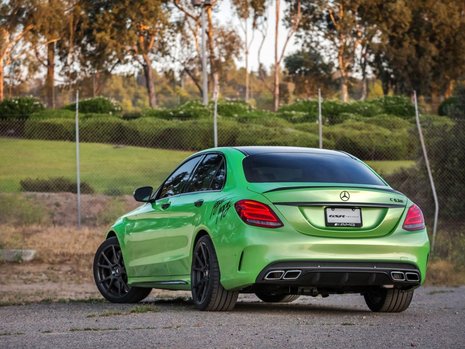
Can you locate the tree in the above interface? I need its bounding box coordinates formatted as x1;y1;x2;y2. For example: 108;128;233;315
0;0;36;101
273;0;301;111
284;48;335;98
172;0;241;98
232;0;268;102
30;0;66;107
362;0;465;97
80;0;171;107
295;0;370;102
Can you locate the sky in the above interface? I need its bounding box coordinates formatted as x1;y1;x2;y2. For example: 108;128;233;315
216;0;299;71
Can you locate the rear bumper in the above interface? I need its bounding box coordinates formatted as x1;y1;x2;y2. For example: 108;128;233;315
215;224;430;290
256;261;421;289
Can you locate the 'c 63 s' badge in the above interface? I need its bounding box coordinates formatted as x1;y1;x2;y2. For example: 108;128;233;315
340;191;350;201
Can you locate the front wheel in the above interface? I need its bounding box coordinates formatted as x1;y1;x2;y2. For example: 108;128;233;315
364;288;414;312
191;235;238;311
93;237;151;303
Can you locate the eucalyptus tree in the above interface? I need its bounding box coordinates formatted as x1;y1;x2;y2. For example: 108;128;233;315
0;0;37;101
172;0;241;98
231;0;268;102
294;0;370;102
80;0;172;107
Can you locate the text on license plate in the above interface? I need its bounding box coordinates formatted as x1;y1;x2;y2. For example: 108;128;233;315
325;207;362;227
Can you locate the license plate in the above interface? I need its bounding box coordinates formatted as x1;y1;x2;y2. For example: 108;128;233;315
325;207;362;227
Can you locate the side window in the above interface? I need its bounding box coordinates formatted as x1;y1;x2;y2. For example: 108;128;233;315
158;156;202;198
185;154;225;193
210;159;226;190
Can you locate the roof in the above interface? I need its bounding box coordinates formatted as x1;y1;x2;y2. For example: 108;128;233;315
233;146;352;158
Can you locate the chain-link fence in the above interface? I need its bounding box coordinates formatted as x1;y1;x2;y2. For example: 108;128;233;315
0;102;462;251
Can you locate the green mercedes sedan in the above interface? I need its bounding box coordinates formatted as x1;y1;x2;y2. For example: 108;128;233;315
93;147;429;312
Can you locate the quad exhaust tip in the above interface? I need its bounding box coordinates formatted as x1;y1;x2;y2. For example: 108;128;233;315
264;270;285;280
283;270;302;280
405;272;420;282
391;271;420;282
264;269;302;281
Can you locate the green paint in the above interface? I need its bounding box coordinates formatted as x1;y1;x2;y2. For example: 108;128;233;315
105;147;429;292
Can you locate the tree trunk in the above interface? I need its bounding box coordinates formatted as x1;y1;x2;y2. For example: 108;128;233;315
206;6;215;90
361;74;368;101
0;59;4;102
142;54;157;108
340;76;349;102
245;18;249;102
46;41;55;108
273;0;280;112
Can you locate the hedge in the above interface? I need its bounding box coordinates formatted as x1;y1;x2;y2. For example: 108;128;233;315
325;120;411;160
0;97;45;120
65;96;122;114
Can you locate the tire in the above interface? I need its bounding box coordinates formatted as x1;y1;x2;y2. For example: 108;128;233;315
191;235;239;311
255;292;300;303
364;288;414;312
93;237;151;303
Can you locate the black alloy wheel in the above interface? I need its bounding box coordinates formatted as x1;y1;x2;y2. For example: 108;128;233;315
93;237;151;303
191;235;238;311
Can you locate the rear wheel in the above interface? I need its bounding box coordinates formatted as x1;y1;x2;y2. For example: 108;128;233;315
255;292;300;303
93;237;151;303
364;288;414;312
191;235;239;311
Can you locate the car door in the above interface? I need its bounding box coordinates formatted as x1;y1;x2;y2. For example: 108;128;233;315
149;153;227;278
124;155;204;280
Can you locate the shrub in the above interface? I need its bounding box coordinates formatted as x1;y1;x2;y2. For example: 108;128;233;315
24;118;75;141
438;97;458;116
0;96;45;119
0;194;50;225
20;177;94;194
121;111;142;120
364;114;412;130
438;85;465;119
277;110;316;123
30;109;76;119
325;120;410;160
79;117;134;144
65;96;122;114
278;100;318;114
372;96;415;118
143;101;211;120
216;100;251;117
341;101;384;117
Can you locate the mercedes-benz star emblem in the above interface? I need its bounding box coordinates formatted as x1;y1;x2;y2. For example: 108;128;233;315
340;191;350;201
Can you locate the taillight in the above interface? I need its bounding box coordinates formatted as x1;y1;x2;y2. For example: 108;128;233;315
402;204;425;231
234;200;283;228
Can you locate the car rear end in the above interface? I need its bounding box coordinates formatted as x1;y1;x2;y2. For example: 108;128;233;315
219;147;429;300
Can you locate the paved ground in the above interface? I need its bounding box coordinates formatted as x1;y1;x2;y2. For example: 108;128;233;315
1;286;464;348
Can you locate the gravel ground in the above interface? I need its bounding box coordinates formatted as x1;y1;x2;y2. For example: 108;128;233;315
1;286;464;348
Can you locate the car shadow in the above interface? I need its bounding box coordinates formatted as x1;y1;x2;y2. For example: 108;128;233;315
145;297;370;314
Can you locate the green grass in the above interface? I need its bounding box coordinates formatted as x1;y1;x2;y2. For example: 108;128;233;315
0;138;415;194
366;160;415;175
0;138;193;194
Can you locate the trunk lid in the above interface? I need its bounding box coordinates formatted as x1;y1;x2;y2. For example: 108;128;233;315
250;183;407;238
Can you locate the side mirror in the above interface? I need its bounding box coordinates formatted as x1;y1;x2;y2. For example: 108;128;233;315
133;186;153;202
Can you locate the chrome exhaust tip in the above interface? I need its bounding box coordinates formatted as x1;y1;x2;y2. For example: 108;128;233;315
391;271;405;281
405;272;420;282
264;270;285;280
282;270;302;280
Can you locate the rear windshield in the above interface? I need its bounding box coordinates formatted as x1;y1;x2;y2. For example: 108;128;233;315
242;153;386;186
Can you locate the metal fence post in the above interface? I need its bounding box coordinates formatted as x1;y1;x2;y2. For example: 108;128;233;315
414;91;439;251
75;90;81;229
213;73;219;148
318;88;323;149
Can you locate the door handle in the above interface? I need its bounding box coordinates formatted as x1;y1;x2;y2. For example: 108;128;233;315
161;202;171;210
194;199;204;207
